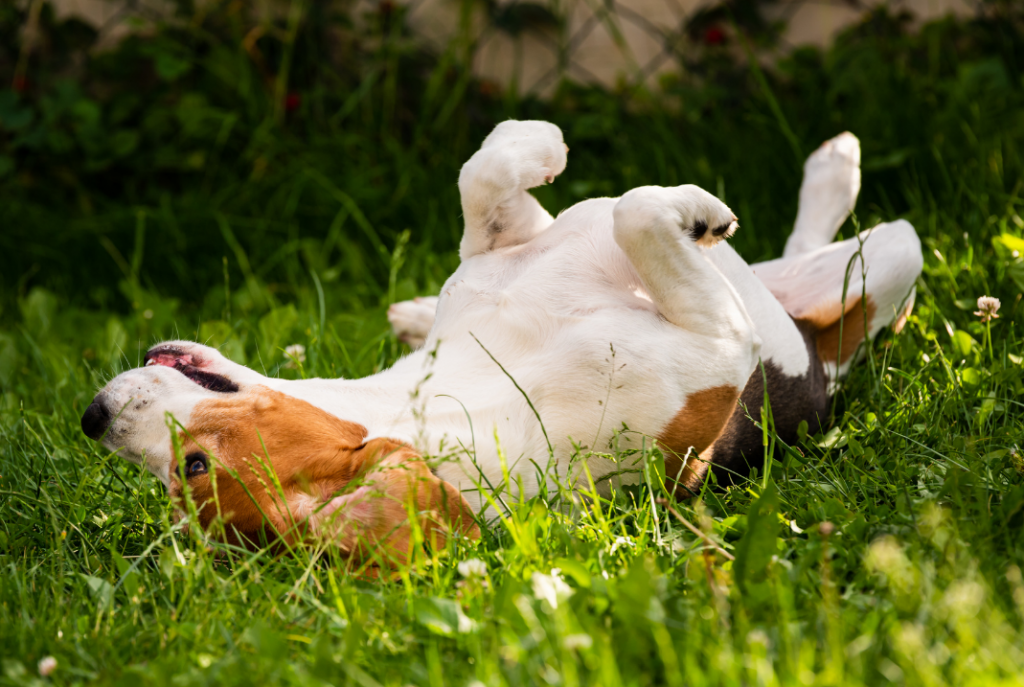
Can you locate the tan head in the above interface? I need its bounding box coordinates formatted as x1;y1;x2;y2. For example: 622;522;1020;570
168;386;478;562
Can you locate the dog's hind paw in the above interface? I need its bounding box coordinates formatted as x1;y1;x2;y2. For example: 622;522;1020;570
474;120;568;190
387;297;439;349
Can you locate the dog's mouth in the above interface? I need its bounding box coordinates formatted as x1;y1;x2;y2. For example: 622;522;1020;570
145;346;239;393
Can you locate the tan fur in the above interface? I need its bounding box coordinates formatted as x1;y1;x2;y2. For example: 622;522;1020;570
808;296;877;364
168;386;478;564
657;385;739;493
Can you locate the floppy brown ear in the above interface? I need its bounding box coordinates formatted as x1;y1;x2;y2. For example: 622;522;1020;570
311;439;479;565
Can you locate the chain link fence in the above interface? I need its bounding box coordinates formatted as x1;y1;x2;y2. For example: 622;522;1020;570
40;0;977;97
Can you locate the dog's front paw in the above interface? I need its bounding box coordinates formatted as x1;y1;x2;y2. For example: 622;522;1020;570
477;120;568;189
615;185;738;249
387;297;438;349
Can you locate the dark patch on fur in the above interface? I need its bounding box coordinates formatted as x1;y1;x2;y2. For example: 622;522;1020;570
489;220;505;235
689;220;708;242
703;319;828;486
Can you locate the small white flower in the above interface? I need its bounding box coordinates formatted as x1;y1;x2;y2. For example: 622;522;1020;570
609;536;635;554
975;296;1001;322
562;633;593;651
531;568;573;610
458;558;487;578
38;656;57;677
284;344;306;369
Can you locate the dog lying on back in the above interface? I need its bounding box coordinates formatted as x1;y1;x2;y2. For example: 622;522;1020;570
81;121;922;562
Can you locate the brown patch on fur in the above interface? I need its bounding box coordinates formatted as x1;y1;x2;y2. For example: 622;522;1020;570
809;296;877;365
168;386;478;565
657;385;739;494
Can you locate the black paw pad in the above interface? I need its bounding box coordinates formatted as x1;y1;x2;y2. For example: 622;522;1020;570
689;220;709;242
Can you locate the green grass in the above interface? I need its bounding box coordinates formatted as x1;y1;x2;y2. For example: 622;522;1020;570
3;4;1024;685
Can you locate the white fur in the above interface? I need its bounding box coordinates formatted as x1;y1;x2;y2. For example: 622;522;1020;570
90;122;920;512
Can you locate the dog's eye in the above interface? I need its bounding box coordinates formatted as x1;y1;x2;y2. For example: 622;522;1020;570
182;452;208;478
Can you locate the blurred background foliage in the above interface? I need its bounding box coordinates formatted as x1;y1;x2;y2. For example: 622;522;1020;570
2;1;1024;385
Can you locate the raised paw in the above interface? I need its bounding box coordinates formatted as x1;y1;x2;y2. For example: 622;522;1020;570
786;132;861;256
614;184;738;249
473;120;568;189
802;132;860;210
387;297;438;349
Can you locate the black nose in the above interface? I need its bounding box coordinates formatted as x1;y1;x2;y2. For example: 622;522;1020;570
81;400;112;441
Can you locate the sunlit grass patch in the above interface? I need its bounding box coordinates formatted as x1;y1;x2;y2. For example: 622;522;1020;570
3;4;1024;685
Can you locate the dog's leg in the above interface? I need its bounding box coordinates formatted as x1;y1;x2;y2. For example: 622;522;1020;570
783;132;861;258
754;219;922;381
458;120;567;260
613;185;762;492
613;185;756;344
387;296;438;349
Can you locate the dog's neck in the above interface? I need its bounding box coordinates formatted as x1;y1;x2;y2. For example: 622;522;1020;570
257;350;480;451
254;349;543;513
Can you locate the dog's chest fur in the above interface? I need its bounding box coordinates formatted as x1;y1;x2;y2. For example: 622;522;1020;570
408;198;820;496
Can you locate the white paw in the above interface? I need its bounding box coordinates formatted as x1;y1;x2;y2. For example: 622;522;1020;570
615;185;738;249
478;120;568;188
802;131;861;214
387;297;438;349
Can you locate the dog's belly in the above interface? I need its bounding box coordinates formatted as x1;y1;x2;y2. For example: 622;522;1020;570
426;197;823;493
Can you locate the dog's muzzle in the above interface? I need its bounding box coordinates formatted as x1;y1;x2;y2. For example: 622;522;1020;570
81;398;112;441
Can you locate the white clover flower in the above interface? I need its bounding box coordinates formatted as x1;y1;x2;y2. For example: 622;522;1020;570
562;633;593;651
532;568;573;609
284;344;306;369
975;296;1001;323
38;656;57;677
609;536;635;554
458;558;487;578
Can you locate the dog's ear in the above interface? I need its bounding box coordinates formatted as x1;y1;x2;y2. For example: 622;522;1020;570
311;440;479;565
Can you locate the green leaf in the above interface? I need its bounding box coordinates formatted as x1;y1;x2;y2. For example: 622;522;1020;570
554;558;592;588
19;287;58;337
155;52;191;81
81;574;114;611
413;597;462;636
952;330;977;360
259;305;299;360
961;367;982;386
732;481;780;592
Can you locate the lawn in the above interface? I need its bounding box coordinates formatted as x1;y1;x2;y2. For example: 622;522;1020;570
2;3;1024;685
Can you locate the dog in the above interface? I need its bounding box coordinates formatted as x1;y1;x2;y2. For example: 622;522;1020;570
80;120;922;560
